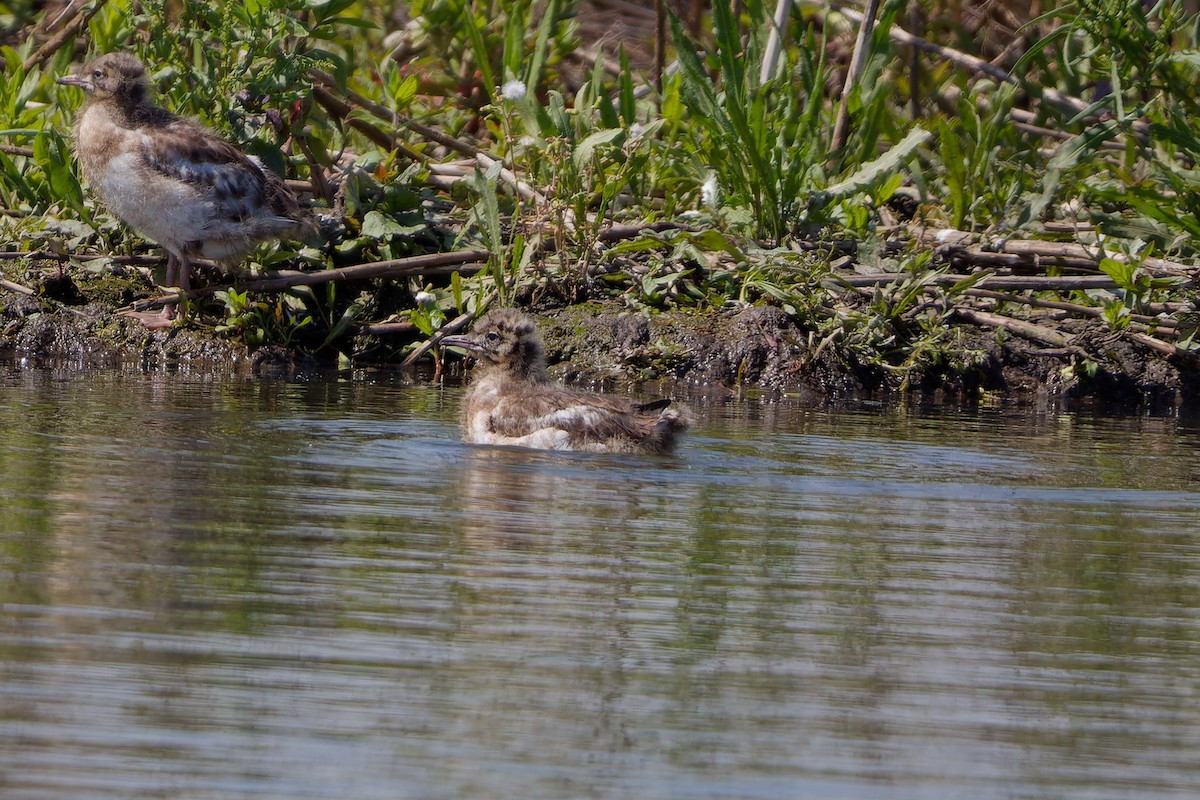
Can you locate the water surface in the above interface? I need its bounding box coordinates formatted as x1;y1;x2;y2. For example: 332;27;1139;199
2;367;1199;799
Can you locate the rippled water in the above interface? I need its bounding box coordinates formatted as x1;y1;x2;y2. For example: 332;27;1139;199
2;367;1199;799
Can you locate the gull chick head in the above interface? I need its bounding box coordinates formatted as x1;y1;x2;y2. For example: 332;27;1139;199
442;309;545;376
57;53;150;106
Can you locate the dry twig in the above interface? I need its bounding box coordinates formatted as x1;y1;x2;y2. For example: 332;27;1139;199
831;0;883;155
837;273;1120;290
22;0;109;73
127;249;490;311
1;277;35;296
401;292;497;366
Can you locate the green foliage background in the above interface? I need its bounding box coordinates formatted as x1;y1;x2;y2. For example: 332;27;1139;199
0;0;1198;382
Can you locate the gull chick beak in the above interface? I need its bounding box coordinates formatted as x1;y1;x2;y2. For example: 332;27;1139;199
56;73;93;91
439;333;477;353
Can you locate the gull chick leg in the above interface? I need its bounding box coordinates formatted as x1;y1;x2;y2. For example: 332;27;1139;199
161;252;180;322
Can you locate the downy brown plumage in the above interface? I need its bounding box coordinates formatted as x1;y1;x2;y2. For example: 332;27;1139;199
57;53;311;327
442;310;690;454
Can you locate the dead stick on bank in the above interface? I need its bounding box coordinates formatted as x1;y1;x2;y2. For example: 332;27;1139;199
0;250;169;267
22;0;109;73
955;305;1199;365
830;0;882;156
912;229;1198;279
954;307;1077;348
1;277;35;296
815;1;1089;117
401;290;498;367
309;71;548;206
964;288;1179;334
126;249;491;312
837;273;1121;290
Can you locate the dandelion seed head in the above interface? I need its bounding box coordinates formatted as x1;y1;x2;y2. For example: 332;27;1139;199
500;80;527;101
415;291;436;305
935;228;958;244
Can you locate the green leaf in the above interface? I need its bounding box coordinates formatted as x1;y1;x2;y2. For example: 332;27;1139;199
683;229;747;260
1021;119;1123;228
319;304;355;345
460;6;495;103
523;0;561;93
361;210;422;239
603;237;669;259
451;270;463;314
573;128;624;169
947;270;995;295
618;47;636;126
669;13;733;141
1097;257;1137;290
817;126;931;203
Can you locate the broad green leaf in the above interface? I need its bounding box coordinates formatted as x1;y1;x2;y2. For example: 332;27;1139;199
1021;119;1123;228
361;210;421;239
573;128;623;169
818;126;931;202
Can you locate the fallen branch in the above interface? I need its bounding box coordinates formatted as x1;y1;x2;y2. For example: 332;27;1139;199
912;227;1197;278
127;249;490;311
476;153;547;206
837;273;1119;290
831;0;883;155
760;0;795;83
311;85;414;156
957;302;1198;366
965;287;1179;334
401;300;491;366
311;68;477;158
355;321;417;335
597;220;696;243
0;250;163;267
1;277;35;296
1125;331;1200;365
954;307;1076;348
309;70;547;205
817;1;1088;117
1009;108;1125;151
22;0;109;73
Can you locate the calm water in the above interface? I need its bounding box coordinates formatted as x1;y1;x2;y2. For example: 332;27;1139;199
1;366;1199;800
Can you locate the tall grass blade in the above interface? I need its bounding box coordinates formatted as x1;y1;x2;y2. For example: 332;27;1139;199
524;0;562;92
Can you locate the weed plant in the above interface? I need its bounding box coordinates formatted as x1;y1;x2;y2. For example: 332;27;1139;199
0;0;1197;384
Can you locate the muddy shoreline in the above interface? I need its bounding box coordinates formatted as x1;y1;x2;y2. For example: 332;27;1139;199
3;273;1197;413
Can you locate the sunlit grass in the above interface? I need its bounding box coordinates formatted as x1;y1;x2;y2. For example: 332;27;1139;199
0;0;1197;389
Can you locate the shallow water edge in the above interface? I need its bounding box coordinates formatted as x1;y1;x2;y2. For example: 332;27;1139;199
3;293;1198;412
2;367;1200;799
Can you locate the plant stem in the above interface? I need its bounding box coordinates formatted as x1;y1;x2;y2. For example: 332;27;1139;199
760;0;794;84
830;0;882;156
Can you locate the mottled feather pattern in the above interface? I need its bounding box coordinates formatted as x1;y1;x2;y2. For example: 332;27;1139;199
478;383;688;454
486;388;656;441
444;310;690;454
62;52;309;268
143;123;303;236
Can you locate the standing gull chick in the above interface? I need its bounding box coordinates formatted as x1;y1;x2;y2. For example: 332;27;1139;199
442;310;690;454
57;53;310;327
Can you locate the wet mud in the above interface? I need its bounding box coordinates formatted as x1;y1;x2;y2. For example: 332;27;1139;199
3;267;1197;410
